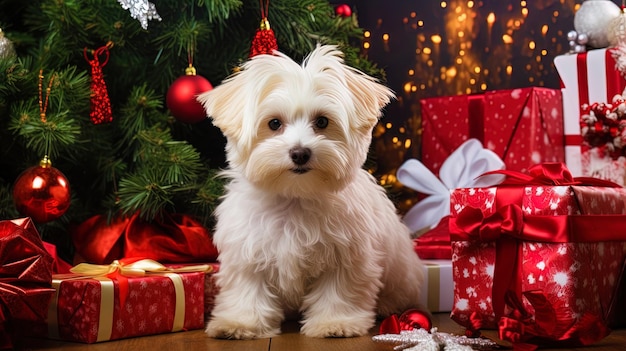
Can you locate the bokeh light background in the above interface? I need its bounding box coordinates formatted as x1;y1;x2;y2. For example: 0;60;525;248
343;0;605;210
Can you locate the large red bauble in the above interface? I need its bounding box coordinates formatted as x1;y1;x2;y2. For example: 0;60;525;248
13;159;71;223
335;4;352;18
166;73;213;124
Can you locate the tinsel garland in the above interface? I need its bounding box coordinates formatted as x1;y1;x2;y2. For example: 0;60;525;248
117;0;162;30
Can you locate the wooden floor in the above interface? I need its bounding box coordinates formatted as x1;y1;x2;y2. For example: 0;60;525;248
16;313;626;350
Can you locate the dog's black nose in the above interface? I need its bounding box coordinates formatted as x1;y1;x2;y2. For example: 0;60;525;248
290;147;311;165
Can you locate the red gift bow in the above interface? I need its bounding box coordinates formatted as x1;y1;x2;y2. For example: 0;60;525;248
450;162;626;340
71;212;218;264
481;161;622;187
498;290;609;351
0;218;55;349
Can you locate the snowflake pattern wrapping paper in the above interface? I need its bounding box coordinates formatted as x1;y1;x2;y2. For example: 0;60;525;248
31;270;206;343
448;167;626;347
420;87;564;176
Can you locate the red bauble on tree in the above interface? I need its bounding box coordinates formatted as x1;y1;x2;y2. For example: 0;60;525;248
166;65;213;124
335;4;352;18
13;156;71;223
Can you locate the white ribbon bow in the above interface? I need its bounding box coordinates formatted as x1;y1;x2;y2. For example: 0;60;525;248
396;139;506;233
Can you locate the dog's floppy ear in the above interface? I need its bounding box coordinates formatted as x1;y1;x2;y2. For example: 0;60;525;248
196;72;245;140
304;45;396;129
341;60;396;129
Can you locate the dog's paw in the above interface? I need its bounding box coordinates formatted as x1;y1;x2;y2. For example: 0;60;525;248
205;319;279;339
300;319;371;338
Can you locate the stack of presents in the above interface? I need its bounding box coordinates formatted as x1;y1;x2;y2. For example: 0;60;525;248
401;44;626;348
4;28;626;351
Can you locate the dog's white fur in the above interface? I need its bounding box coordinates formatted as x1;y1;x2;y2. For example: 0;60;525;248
197;45;425;339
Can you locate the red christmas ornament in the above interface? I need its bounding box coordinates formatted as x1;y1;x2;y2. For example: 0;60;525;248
250;18;278;58
166;65;213;124
335;4;352;18
13;157;71;224
84;44;113;124
379;309;433;334
397;309;432;331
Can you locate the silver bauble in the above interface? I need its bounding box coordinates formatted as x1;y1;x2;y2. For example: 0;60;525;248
567;30;578;41
574;0;621;48
0;28;15;59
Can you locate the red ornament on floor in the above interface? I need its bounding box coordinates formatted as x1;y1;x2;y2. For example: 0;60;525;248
379;309;433;334
13;157;71;223
166;65;213;124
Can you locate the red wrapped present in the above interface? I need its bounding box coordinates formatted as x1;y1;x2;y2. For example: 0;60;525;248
31;258;210;343
0;218;55;350
420;87;564;176
448;163;626;349
554;48;626;178
413;217;451;259
71;212;218;264
42;241;72;274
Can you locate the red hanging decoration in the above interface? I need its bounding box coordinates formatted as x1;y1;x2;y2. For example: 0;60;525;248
84;43;113;124
250;0;278;58
13;156;71;223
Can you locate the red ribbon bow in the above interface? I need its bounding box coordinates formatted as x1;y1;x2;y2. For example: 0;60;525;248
454;204;524;242
482;162;621;187
498;290;610;351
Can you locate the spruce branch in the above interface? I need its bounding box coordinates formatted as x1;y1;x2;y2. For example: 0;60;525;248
9;107;81;158
135;128;204;185
117;84;168;148
117;170;175;220
197;0;243;24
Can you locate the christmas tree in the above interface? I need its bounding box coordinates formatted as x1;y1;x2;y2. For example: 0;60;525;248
0;0;381;260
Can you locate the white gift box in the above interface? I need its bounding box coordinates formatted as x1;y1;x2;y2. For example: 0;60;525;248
419;259;453;313
554;48;626;177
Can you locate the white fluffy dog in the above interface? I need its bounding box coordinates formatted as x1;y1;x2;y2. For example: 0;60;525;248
197;45;425;339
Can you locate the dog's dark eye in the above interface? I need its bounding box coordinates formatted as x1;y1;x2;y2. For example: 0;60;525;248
268;118;282;131
315;116;329;129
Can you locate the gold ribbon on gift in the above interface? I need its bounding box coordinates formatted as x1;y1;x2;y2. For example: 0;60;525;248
426;263;441;311
48;259;212;342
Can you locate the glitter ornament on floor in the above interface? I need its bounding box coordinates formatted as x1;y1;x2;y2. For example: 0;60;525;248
117;0;162;30
373;328;499;351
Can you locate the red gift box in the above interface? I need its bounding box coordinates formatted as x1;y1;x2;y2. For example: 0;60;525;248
420;87;564;176
448;163;626;348
171;262;220;321
0;218;55;349
31;259;210;343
